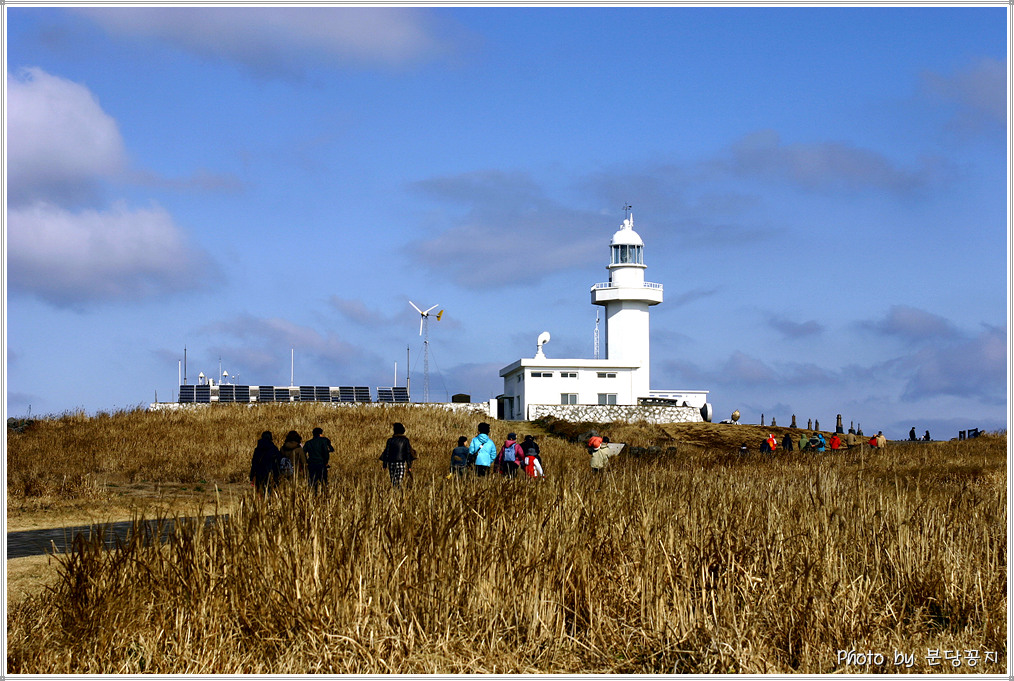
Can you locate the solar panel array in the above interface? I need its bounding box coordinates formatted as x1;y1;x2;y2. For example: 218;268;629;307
177;384;380;403
377;387;410;403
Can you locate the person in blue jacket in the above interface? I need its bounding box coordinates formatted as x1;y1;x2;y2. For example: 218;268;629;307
468;422;498;477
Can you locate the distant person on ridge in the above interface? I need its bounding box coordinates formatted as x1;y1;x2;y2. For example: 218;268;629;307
380;422;415;488
303;427;334;490
829;433;842;451
875;431;887;450
469;422;498;477
450;436;469;477
249;431;281;497
924;430;931;441
798;432;809;452
909;427;917;441
781;433;794;452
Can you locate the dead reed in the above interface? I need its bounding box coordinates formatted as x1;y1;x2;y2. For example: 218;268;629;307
5;408;1007;673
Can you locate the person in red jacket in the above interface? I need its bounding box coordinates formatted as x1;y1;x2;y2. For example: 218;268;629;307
495;432;523;477
829;433;842;451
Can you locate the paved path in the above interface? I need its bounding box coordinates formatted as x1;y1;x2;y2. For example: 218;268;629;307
7;516;227;560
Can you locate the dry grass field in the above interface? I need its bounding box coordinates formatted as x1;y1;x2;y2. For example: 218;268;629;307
5;405;1007;673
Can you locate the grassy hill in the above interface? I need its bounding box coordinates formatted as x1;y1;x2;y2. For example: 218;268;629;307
6;405;1007;673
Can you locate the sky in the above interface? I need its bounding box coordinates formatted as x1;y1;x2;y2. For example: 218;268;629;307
4;4;1008;439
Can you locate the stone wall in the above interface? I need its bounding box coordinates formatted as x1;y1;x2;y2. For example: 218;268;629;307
527;403;704;424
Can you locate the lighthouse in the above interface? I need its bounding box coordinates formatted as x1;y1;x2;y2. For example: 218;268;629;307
498;210;709;422
590;210;663;400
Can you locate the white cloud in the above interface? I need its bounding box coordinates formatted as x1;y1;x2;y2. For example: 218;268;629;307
713;129;947;195
77;7;460;75
922;57;1005;135
7;67;127;206
8;201;214;307
407;170;602;288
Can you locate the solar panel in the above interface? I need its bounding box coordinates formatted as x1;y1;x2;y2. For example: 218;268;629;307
315;386;331;402
376;387;394;403
392;387;410;403
234;385;251;403
178;385;195;403
195;385;211;403
219;384;235;403
258;386;275;403
354;386;372;402
274;387;292;402
299;386;316;402
338;386;356;402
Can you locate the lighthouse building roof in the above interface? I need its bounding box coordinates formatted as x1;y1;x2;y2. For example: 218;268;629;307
610;215;644;246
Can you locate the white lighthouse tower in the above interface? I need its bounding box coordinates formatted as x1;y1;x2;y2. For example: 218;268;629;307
498;210;709;422
590;209;663;400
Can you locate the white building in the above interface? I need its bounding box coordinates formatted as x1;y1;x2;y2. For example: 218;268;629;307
499;212;711;422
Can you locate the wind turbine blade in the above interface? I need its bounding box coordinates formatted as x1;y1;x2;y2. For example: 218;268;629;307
419;317;424;336
424;304;439;314
409;300;422;314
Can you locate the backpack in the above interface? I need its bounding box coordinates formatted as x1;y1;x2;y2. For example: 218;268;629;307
587;436;603;449
503;443;517;463
279;456;294;478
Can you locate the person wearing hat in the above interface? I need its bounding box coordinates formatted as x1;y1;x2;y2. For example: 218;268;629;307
380;422;416;488
496;432;523;477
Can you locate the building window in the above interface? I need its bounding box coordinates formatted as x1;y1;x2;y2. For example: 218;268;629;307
561;372;577;378
598;393;617;406
531;371;553;378
561;393;577;405
597;372;617;379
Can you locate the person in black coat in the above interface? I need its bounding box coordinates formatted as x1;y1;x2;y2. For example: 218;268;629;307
781;433;794;452
380;422;416;488
250;431;281;496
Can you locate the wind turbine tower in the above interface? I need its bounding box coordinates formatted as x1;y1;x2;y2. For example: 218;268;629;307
409;301;443;402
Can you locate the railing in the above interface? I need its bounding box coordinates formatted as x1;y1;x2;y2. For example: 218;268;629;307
592;281;663;290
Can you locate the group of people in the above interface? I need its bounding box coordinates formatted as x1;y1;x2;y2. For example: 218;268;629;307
743;429;888;455
377;421;546;489
249;427;334;495
449;422;544;479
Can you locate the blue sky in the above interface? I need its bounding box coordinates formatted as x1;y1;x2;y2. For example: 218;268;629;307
5;5;1008;439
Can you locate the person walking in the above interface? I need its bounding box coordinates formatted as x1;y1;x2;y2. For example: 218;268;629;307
521;435;541;466
279;430;305;481
875;431;887;450
303;427;334;490
469;422;498;477
798;432;809;452
829;433;842;451
846;429;859;449
450;436;469;477
497;433;523;478
380;422;416;488
250;431;281;497
781;433;794;452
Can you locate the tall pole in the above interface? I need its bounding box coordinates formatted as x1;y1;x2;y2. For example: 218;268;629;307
290;347;294;387
406;345;411;399
423;316;430;403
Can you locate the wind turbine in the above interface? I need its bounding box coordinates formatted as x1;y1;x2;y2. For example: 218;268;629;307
409;301;443;402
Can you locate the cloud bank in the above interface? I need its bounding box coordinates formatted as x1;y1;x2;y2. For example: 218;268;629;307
7;67;214;306
77;7;463;76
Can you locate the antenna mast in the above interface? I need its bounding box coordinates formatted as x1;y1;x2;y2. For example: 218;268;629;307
594;311;601;360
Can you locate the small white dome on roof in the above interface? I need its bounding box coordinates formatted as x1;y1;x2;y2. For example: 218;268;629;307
610;214;644;246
